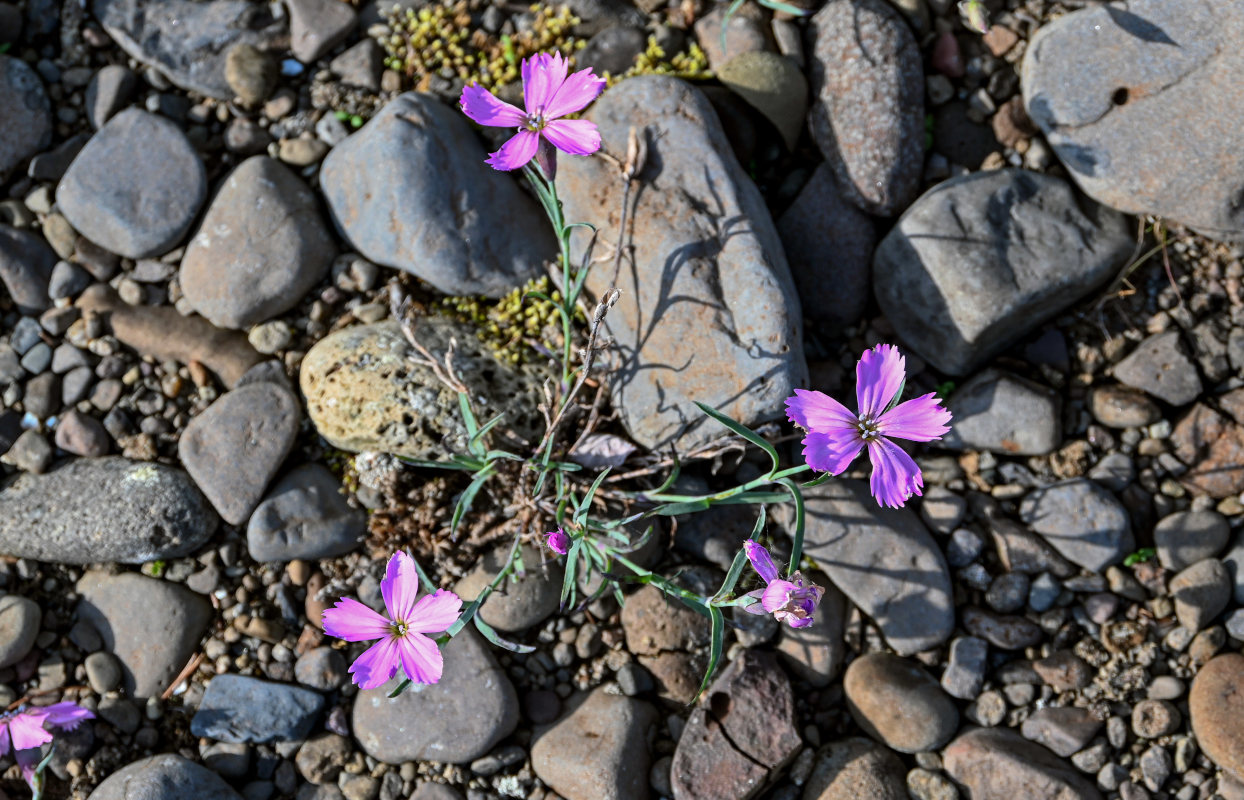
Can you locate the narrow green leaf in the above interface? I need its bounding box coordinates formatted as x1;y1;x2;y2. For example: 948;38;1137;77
474;614;535;653
574;467;611;524
388;678;412;698
458;393;479;439
801;471;833;488
716;491;789;505
777;478;805;578
691;606;725;705
652;455;682;494
468;411;507;456
395;455;474;471
651;498;713;516
447;594;486;638
560;538;583;608
410;554;438;595
693;401;779;473
719;0;747;51
756;0;811;14
714;506;764;601
451;465;494;537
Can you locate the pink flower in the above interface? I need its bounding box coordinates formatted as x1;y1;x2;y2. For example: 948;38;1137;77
322;552;463;690
0;701;94;786
786;344;952;509
741;540;823;628
545;528;570;555
460;52;605;171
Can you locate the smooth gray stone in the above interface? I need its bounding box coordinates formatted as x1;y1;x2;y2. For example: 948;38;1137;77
88;754;242;800
247;464;365;562
0;55;52;181
191;674;325;743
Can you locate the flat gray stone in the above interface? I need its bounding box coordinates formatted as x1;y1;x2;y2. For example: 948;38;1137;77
179;382;300;526
0;457;218;563
1155;510;1231;571
88;754;242;800
454;545;562;633
76;570;213;698
806;0;922;215
247;464;366;562
940;369;1061;455
1023;0;1244;240
287;0;356;63
192;674;325;743
793;480;954;656
352;629;518;764
559;76;807;451
181;156;336;329
58;108;207;259
0;223;56;314
1020;479;1134;572
1112;331;1203;406
0;55;51;182
321;92;548;297
873;169;1132;375
92;0;283;100
0;594;40;668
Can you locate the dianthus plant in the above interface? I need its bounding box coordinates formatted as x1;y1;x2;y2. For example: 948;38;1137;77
323;52;952;702
0;701;94;799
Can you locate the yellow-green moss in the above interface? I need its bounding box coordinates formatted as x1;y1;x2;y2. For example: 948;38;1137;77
604;36;712;86
441;276;585;365
379;2;584;92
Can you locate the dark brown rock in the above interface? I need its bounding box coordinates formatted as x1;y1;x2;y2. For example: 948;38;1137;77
943;726;1103;800
803;738;907;800
621;585;711;704
1190;653;1244;782
531;687;657;800
843;653;958;754
1172;402;1244;499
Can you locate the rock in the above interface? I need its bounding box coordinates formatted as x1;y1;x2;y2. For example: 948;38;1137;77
247;464;365;562
559;76;806;452
794;480;953;656
1;429;52;473
693;2;773;71
192;674;325;743
1190;653;1244;782
844;653;958;753
670;650;801;800
942;636;989;700
1171;401;1244;498
621;584;710;703
329;39;383;91
78;284;265;388
352;629;518;764
1226;533;1244;605
0;457;217;563
54;408;111;456
1089;385;1162;429
179;382;299;526
1019;479;1133;572
0;55;52;182
286;0;356;63
321;92;547;297
92;0;282;100
224;43;277;106
48;260;92;300
983;512;1077;578
0;594;40;668
717;51;807;150
962;606;1043;650
58;108;207;259
0;223;56;314
806;0;922;215
1154;510;1230;571
1169;558;1231;632
300;319;545;458
297;733;351;784
85;64;136;129
454;545;562;633
940;369;1061;455
1112;331;1202;406
76;570;212;697
85;651;123;693
943;726;1103;800
294;647;349;692
803;738;908;800
87;754;242;800
1132;699;1181;740
1020;707;1102;757
576;25;647;76
906;768;958;800
776;164;875;331
1022;0;1244;241
180;156;335;329
775;582;846;687
531;687;657;800
410;786;463;800
873;169;1132;376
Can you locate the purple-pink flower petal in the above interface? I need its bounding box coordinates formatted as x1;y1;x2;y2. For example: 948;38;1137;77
350;637;402;690
322;597;392;642
545;528;571;555
743;539;779;584
541;119;601;156
801;430;864;475
382;551;422;622
397;632;444;684
782;613;816;629
5;711;53;752
866;437;924;509
739;588;767;615
543;68;606;120
877;392;952;442
42;702;93;731
855;344;906;418
15;745;41;785
459;83;525;127
523;52;568;113
761;579;797;614
486;130;540;171
407;589;462;634
785;388;857;431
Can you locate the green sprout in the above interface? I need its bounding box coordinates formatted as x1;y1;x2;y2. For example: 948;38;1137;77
1124;548;1157;567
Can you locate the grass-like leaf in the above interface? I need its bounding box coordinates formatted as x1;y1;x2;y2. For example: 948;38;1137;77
714;506;764;601
474;614;535;653
450;464;495;537
777;477;805;578
691;605;725;705
560;538;583;608
694;401;779;473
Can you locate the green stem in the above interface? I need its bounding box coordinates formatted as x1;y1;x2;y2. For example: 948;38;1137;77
642;463;812;505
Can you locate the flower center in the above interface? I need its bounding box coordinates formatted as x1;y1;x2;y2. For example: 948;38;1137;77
857;414;880;440
523;112;548;132
390;620;409;637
